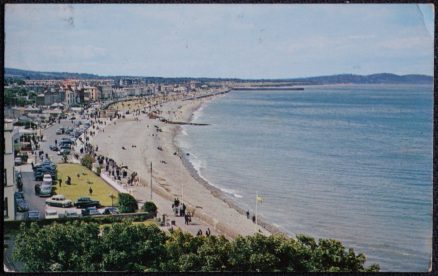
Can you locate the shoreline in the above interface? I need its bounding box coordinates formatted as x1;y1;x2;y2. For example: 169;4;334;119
92;94;280;239
171;95;284;236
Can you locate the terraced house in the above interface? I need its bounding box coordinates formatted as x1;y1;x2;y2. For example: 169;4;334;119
3;119;18;221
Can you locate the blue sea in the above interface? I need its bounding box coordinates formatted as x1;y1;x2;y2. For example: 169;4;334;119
175;84;433;271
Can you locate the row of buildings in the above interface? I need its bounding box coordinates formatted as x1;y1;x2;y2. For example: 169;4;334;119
25;79;203;108
4;120;19;221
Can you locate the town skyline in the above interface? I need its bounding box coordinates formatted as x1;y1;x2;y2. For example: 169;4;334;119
6;4;434;79
4;67;434;82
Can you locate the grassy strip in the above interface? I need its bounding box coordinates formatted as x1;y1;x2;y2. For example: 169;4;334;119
55;163;119;206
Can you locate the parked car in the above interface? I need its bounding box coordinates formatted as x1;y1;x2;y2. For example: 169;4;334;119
16;198;29;212
34;171;56;181
46;195;73;208
26;210;41;221
34;161;56;172
59;144;71;150
14;157;22;166
74;197;101;208
34;160;56;168
81;206;100;217
45;209;59;219
34;164;56;181
34;166;56;174
56;129;63;135
43;174;52;183
39;184;52;197
61;137;74;142
100;207;120;215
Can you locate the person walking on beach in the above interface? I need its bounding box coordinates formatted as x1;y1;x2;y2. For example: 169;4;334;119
89;187;93;196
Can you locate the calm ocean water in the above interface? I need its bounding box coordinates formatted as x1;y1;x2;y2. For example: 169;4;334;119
175;84;433;271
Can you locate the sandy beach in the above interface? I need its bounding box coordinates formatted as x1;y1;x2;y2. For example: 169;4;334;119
91;94;274;238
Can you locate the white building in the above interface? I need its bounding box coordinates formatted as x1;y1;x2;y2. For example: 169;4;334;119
64;89;76;107
4;119;18;221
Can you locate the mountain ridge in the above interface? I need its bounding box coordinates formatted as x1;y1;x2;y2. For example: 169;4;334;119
4;67;433;84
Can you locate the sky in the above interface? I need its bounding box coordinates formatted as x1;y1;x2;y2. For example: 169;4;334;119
5;4;435;79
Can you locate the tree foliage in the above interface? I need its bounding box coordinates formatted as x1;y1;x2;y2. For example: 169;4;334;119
80;154;94;170
13;221;380;272
4;87;34;106
118;193;138;213
142;201;157;214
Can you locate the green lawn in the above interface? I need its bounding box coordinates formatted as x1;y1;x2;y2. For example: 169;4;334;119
55;163;119;207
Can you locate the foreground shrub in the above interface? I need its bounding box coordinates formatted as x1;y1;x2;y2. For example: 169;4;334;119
142;202;157;214
13;221;380;272
118;193;138;213
81;154;94;170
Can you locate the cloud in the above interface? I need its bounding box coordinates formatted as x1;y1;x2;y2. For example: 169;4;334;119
5;4;435;77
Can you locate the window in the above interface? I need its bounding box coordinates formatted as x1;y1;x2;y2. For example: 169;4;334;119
4;197;8;218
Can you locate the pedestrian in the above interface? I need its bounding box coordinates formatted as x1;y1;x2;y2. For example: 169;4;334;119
184;214;189;225
58;179;62;187
252;215;256;223
55;139;57;145
206;228;211;237
89;187;93;195
197;229;203;236
77;173;80;178
246;210;250;219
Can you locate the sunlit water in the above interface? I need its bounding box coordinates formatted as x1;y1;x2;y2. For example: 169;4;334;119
175;84;433;271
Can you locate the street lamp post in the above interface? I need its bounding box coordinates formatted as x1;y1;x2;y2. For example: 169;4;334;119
179;150;184;205
109;193;114;207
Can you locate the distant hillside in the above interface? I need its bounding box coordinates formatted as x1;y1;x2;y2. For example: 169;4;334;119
5;68;100;80
290;73;433;85
4;68;433;84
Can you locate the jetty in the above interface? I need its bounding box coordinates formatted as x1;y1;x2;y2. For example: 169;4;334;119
184;89;230;101
232;87;304;91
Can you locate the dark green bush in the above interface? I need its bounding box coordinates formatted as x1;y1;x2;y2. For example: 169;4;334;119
118;193;138;213
142;202;158;214
81;154;94;170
